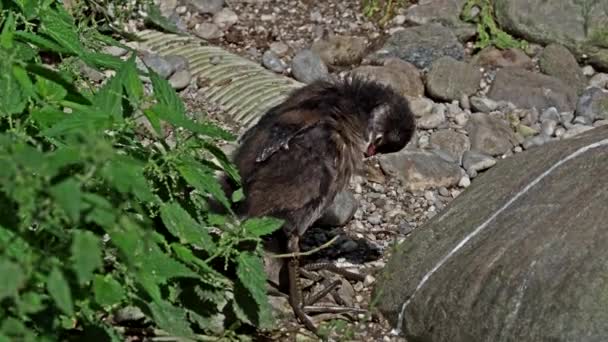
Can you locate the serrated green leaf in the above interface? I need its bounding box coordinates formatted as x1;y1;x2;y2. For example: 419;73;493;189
12;65;35;98
203;142;240;183
47;267;74;316
0;225;34;265
142;108;163;136
160;202;216;252
1;12;15;49
93;275;125;307
71;231;102;285
26;63;91;105
188;310;226;335
35;74;67;102
242;217;283;238
142;247;200;282
236;252;273;328
171;244;231;287
49;178;82;222
149;70;185;115
41;108;110;137
14;31;71;54
0;64;25;116
83;193;116;227
17;292;46;315
0;260;25;301
231;188;244;203
148;300;195;338
177;161;231;210
93;72;123;121
121;56;144;105
82;52;124;71
39;8;84;55
100;158;155;202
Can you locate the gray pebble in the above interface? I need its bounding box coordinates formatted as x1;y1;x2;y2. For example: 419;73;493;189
262;50;286;73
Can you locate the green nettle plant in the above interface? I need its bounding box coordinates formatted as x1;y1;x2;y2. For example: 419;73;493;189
461;0;527;50
0;1;282;341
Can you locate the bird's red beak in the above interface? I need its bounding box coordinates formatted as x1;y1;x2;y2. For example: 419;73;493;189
365;144;376;157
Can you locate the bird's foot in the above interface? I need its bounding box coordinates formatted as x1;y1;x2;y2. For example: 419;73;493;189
303;262;366;282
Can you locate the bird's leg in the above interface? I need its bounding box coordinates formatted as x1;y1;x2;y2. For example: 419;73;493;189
303;262;366;282
287;234;317;333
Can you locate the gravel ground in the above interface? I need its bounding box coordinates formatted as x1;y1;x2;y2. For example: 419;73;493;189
177;1;457;340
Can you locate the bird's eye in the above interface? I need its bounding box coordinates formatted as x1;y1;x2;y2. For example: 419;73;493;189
374;134;383;146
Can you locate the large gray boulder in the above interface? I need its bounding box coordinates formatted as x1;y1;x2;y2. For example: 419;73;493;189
365;23;464;69
374;125;608;342
494;0;608;71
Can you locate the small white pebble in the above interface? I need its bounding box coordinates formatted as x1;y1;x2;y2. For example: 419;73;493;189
459;176;471;188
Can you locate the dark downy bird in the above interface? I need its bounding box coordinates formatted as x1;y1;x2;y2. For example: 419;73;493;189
231;75;416;331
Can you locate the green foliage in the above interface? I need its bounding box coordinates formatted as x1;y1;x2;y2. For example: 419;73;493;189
362;0;408;26
0;2;283;340
461;0;527;50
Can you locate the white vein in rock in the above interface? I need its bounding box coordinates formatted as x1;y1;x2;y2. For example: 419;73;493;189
391;137;608;336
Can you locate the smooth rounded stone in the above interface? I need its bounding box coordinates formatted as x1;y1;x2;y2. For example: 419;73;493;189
560;111;575;126
522;134;550;149
269;41;289;57
582;65;595;77
460;94;470;110
494;0;608;71
141;53;174;79
429;130;470;164
377;150;463;191
291;49;329;84
458;175;470;188
469;96;498;113
103;45;128;57
316;190;359;227
470;46;534;70
262;50;286;73
539;107;561;123
487;67;577;112
213;8;238;29
573;115;592;126
165;55;189;73
516;124;539;138
311;34;368;66
187;0;224;14
462;150;496;173
453;112;469;126
409;97;434;117
79;62;105;83
541;119;558;136
589;73;608;89
465;113;520;156
575;87;608;122
594;120;608;127
194;22;223;40
365;23;464;69
417;105;446;130
562;124;594;139
425;56;481;102
168;69;191;90
554;126;566;138
352;58;425;98
114;306;145;323
539;43;586;94
368;214;383;225
374;126;608;342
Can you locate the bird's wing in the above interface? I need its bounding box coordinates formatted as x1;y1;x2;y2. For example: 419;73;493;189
255;121;321;163
253;109;327;163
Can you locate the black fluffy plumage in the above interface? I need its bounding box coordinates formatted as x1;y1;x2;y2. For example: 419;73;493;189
233;76;415;237
230;75;416;331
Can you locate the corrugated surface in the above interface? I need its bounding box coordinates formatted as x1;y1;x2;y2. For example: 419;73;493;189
135;29;304;129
